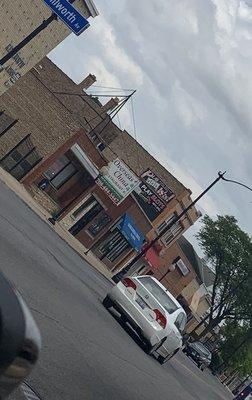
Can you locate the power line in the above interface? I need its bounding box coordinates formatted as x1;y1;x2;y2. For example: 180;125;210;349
91;85;134;92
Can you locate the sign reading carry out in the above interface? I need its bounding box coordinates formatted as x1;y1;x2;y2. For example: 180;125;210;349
96;158;139;205
43;0;90;35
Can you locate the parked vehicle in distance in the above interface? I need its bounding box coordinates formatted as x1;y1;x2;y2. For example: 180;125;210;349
183;341;212;370
103;275;187;364
234;384;252;400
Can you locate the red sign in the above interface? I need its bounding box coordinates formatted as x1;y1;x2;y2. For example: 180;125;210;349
141;169;174;204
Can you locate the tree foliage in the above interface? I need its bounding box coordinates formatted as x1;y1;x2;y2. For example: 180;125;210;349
196;215;252;337
216;321;252;375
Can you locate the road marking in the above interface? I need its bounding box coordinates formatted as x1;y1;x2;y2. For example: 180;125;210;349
173;358;231;400
21;383;42;400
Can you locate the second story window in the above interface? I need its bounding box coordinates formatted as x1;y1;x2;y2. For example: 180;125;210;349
156;213;183;246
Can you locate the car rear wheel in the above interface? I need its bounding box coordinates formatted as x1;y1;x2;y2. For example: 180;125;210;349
145;337;167;355
158;348;179;365
102;296;113;309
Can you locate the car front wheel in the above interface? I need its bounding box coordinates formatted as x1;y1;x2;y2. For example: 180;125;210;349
158;348;179;365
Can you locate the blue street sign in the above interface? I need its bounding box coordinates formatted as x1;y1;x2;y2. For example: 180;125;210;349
43;0;90;35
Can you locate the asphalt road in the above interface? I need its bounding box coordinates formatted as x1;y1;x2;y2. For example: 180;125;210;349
0;181;233;400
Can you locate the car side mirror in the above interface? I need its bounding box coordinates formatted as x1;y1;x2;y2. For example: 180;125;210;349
0;270;41;398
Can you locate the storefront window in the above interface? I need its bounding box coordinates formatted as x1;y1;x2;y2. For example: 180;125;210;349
43;155;77;189
44;155;70;180
69;196;103;236
72;196;98;219
98;228;131;262
87;212;111;237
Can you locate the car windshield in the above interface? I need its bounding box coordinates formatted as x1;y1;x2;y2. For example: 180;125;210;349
137;277;178;314
193;342;211;358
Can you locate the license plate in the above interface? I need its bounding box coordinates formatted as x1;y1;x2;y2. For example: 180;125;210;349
135;296;146;309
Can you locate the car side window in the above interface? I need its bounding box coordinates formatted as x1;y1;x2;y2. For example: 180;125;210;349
174;313;186;333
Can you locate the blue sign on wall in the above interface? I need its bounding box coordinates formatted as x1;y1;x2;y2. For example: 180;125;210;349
43;0;90;35
119;214;145;251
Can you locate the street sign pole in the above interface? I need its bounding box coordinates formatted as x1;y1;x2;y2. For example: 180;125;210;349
0;0;89;68
0;13;57;67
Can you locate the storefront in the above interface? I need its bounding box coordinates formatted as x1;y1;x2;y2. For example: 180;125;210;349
130;244;161;277
36;143;99;208
93;213;145;271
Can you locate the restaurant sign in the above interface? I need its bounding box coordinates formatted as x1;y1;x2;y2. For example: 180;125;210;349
96;158;139;205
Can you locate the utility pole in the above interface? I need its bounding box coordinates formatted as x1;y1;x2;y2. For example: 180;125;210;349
112;171;226;283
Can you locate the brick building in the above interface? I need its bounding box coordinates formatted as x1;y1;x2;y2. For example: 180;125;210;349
0;0;98;95
0;57;200;274
147;235;214;331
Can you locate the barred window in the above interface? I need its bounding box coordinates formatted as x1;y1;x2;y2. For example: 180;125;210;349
0;134;42;180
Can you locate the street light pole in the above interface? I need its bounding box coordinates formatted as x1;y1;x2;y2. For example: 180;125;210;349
159;264;176;283
112;171;226;283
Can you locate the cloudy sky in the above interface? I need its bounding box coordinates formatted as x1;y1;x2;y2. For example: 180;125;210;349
50;0;252;252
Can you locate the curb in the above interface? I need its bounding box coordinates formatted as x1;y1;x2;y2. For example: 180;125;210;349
0;168;114;286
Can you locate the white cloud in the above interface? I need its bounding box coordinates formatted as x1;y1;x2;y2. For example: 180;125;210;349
51;0;252;238
171;80;207;128
90;15;144;87
148;143;219;216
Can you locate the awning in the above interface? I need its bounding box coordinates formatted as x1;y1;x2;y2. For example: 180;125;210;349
118;213;145;251
71;143;99;178
145;247;160;271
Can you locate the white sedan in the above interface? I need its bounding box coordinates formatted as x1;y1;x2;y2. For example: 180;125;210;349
103;275;187;364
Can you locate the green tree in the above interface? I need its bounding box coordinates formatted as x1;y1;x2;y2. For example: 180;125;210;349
195;215;252;338
216;321;252;375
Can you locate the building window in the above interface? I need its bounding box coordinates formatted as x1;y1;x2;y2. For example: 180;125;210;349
156;213;183;246
87;212;112;237
98;228;131;262
72;196;99;219
0;134;42;180
69;196;103;236
43;155;77;189
0;111;18;137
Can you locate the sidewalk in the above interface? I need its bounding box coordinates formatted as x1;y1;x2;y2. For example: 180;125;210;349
0;168;113;283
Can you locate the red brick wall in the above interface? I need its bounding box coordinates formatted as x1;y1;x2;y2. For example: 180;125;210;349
153;241;196;298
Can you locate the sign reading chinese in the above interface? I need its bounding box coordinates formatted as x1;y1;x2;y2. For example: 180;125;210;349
141;169;174;203
133;182;166;221
96;158;139;205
